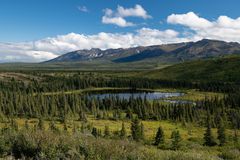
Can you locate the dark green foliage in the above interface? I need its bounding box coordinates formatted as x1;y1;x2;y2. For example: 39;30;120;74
204;113;217;146
12;133;39;159
146;56;240;83
171;129;182;150
0;70;238;159
154;126;165;147
131;117;144;141
217;118;226;146
140;122;145;140
92;127;98;138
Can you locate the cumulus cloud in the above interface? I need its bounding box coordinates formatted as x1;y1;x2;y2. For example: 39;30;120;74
117;4;151;19
0;42;58;62
77;6;89;12
102;14;134;27
0;28;190;62
2;12;240;63
102;4;151;27
167;12;240;42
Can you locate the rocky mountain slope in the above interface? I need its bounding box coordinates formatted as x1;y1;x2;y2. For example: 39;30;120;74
45;39;240;63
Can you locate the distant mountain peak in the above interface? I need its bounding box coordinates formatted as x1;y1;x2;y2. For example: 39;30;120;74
44;39;240;64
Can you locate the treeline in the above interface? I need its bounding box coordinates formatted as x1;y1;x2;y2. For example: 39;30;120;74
0;90;240;130
0;72;239;93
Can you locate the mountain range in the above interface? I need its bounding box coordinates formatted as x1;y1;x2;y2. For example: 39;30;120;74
45;39;240;64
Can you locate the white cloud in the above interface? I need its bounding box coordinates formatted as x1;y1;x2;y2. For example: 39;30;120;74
77;6;89;12
102;4;151;27
117;4;151;19
0;42;58;62
167;12;240;42
167;12;213;30
1;12;240;63
0;28;190;62
102;14;134;27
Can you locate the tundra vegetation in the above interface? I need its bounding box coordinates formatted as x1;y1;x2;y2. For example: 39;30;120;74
0;69;239;160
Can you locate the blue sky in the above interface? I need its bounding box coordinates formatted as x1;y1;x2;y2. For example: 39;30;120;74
0;0;239;41
0;0;240;62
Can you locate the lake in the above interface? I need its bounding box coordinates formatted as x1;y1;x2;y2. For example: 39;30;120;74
89;91;184;100
84;89;195;104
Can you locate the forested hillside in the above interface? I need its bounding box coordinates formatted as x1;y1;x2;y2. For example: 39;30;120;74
0;70;239;159
144;56;240;83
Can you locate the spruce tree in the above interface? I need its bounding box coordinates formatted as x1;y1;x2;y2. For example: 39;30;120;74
217;118;226;146
140;122;145;140
131;117;142;141
92;127;98;138
171;129;182;150
204;113;216;146
154;126;165;147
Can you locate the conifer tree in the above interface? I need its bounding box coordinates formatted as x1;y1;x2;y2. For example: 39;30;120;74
171;129;182;150
217;118;226;146
92;127;98;138
140;122;145;140
204;113;216;146
131;117;142;141
154;126;165;147
126;108;133;119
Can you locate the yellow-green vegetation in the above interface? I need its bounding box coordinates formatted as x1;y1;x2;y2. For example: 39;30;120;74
0;69;239;159
166;89;223;101
7;117;235;145
2;116;239;159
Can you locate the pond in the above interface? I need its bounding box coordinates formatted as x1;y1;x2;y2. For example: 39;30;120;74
89;91;184;100
85;89;194;104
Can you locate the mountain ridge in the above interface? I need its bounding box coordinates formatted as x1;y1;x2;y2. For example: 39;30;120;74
45;39;240;64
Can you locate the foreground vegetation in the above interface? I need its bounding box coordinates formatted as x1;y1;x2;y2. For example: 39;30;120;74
0;64;239;159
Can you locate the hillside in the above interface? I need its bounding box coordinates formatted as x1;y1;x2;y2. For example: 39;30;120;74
45;39;240;64
143;56;240;82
